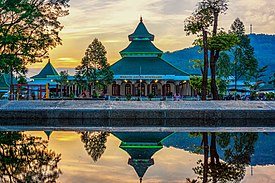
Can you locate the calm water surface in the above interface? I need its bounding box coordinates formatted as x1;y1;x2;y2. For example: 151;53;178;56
1;131;275;183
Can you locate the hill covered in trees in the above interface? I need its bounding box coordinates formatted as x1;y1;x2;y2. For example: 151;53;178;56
162;34;275;80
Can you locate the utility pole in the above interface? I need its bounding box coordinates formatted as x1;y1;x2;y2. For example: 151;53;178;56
250;24;253;34
234;60;237;101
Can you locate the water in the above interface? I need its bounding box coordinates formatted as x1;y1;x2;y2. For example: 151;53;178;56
1;131;275;183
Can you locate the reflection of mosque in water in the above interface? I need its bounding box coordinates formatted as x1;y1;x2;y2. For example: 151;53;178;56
113;132;173;183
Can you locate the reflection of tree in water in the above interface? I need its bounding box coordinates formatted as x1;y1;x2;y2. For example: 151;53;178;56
0;132;61;183
80;132;110;162
187;132;258;183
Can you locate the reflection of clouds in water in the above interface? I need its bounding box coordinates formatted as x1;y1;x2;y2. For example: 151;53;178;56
243;166;275;183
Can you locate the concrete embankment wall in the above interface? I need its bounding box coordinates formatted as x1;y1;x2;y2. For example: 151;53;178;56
0;101;275;129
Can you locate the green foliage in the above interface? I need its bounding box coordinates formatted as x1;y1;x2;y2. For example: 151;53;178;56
189;76;211;93
17;75;27;84
216;52;232;79
230;18;245;36
75;38;114;94
163;34;275;80
208;31;239;51
265;93;274;100
166;91;173;97
56;70;68;85
0;132;61;182
192;159;245;183
184;6;213;36
55;70;68;97
246;65;268;93
187;132;258;183
217;133;259;166
189;59;204;74
269;73;275;86
80;132;109;162
0;0;69;76
126;93;132;101
230;19;259;82
148;93;154;100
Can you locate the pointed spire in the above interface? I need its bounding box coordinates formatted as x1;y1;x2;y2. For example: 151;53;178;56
48;58;51;63
44;131;53;140
128;17;154;41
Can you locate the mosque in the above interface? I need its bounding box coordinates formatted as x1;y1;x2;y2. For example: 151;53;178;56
107;17;195;97
25;18;195;98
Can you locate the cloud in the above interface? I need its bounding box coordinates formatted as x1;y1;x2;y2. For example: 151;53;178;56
26;0;275;70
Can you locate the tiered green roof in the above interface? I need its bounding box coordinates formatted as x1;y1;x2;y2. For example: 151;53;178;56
113;132;173;182
128;17;154;41
111;57;189;76
31;60;59;79
120;40;163;56
111;18;190;77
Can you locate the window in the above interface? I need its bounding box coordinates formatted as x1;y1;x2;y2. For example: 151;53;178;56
125;84;131;95
135;83;145;96
112;84;119;96
151;84;158;95
166;84;171;93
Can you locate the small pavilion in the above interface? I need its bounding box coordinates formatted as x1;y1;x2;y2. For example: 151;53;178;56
30;59;59;86
108;18;195;97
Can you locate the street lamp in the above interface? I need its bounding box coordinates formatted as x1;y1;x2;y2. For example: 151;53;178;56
140;79;142;101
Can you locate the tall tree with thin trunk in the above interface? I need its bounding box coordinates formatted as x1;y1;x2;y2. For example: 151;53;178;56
185;6;213;100
200;0;229;100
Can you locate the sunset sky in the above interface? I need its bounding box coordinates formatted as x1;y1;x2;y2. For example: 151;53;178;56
25;131;275;182
28;0;275;69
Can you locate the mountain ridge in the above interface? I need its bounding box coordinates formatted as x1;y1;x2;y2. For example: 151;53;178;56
162;34;275;80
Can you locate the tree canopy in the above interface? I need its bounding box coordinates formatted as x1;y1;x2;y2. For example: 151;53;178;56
0;0;69;79
80;131;109;162
0;132;61;182
75;38;113;96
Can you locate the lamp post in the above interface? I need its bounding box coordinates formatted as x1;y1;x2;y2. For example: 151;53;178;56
234;60;237;101
139;66;142;101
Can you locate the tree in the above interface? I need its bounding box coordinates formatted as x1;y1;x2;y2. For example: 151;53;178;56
75;38;113;97
187;132;258;183
185;0;238;100
184;5;213;100
0;0;69;91
55;70;68;97
189;76;211;95
217;18;261;97
217;133;259;167
246;65;268;97
0;132;61;182
17;75;27;84
80;132;110;162
269;73;275;86
200;0;240;100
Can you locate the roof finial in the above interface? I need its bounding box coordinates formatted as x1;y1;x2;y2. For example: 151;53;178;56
140;177;142;183
140;16;143;22
48;58;51;63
